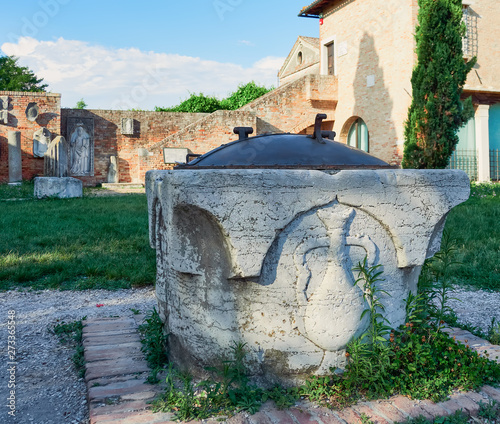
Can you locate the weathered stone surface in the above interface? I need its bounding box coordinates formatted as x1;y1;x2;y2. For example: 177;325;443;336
0;95;8;110
67;117;94;176
146;169;469;384
8;131;22;183
33;127;52;158
121;118;134;135
25;102;39;121
34;176;83;199
0;110;7;124
44;136;69;177
107;155;118;183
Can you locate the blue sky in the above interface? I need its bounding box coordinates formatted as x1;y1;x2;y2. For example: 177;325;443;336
1;0;318;109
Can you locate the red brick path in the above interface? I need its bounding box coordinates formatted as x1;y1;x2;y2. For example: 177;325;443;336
83;318;500;424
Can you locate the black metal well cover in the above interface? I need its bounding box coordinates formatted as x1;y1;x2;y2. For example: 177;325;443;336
175;114;395;170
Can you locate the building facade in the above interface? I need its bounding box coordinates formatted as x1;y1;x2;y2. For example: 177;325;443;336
295;0;500;179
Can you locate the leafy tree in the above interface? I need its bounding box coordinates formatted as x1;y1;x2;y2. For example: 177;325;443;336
402;0;476;169
155;93;221;113
0;55;47;92
75;98;87;109
220;81;272;110
155;81;272;113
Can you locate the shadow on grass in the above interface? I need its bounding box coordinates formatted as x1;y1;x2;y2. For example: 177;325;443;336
0;194;156;291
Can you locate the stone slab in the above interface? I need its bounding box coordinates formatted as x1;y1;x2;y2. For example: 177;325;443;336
83;333;141;346
85;341;143;352
89;400;150;419
481;385;500;402
85;345;143;362
369;400;408;422
84;318;136;332
85;359;150;382
34;176;83;199
89;380;156;400
288;407;324;424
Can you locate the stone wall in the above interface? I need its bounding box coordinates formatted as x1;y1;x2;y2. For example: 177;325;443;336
61;109;207;185
241;74;337;134
148;110;257;172
0;91;61;183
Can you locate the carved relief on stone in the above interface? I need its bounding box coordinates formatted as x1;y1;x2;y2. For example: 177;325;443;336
67;117;94;176
26;102;39;122
0;96;9;110
146;169;471;385
0;110;8;125
44;136;69;178
33;127;52;158
121;118;134;135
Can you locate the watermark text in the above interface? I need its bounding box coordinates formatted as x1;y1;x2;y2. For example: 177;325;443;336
6;310;16;417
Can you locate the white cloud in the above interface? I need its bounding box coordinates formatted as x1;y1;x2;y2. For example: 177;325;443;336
238;40;255;47
1;37;284;110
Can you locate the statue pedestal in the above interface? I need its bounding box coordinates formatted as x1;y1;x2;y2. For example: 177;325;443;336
34;177;83;199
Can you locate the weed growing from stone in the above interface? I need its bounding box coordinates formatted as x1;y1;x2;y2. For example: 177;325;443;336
151;342;295;421
138;308;168;384
149;236;500;419
488;318;500;346
297;251;500;408
396;410;470;424
52;317;87;378
478;399;500;421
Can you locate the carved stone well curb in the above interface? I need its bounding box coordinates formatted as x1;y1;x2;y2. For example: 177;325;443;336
146;168;469;385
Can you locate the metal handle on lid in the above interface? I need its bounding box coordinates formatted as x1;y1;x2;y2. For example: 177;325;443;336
233;127;254;140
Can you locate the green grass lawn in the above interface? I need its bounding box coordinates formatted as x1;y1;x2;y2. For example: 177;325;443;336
0;190;155;291
444;182;500;290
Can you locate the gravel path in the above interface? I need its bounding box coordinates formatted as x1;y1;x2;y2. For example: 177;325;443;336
0;288;156;424
0;286;499;424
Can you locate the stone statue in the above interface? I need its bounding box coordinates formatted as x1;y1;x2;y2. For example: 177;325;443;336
70;124;90;175
33;128;52;158
44;136;69;178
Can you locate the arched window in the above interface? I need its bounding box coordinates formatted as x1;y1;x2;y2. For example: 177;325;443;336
347;118;369;152
297;51;303;65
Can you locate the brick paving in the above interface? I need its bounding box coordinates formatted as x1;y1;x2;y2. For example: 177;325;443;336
83;318;500;424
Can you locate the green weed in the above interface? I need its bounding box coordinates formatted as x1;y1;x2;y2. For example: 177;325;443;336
297;254;500;408
138;308;168;384
396;410;469;424
152;342;277;420
0;180;35;200
52;317;87;378
488;318;500;346
478;399;499;421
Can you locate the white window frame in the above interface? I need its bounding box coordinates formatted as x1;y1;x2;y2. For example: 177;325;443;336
321;35;337;76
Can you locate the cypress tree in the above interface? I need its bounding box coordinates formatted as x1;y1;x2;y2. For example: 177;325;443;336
402;0;476;169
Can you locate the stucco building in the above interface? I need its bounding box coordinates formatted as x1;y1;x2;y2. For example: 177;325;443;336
281;0;500;180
